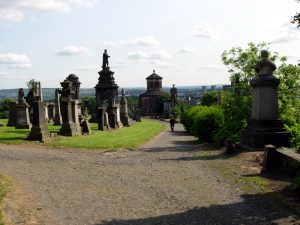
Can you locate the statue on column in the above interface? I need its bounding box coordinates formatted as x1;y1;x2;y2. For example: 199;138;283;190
102;49;110;69
255;50;276;76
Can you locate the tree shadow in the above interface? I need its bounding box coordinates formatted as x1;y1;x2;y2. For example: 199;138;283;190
95;191;300;225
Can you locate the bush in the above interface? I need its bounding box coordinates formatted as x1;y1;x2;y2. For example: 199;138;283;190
181;105;224;143
0;98;15;119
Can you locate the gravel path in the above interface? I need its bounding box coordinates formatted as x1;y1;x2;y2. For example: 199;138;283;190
0;123;299;225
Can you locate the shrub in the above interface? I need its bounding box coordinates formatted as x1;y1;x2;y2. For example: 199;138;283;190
191;106;224;143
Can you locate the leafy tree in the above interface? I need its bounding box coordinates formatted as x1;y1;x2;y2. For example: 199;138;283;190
291;0;300;28
26;79;39;93
126;96;138;108
0;98;15;119
201;91;219;106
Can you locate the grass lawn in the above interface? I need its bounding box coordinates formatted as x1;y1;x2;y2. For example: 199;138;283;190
0;118;166;150
0;175;10;225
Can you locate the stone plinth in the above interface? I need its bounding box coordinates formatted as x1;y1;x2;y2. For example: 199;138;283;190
15;102;31;129
7;102;17;127
27;101;50;142
71;99;82;135
59;100;78;136
54;89;62;125
242;76;290;148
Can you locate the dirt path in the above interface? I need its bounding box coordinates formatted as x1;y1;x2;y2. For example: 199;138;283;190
0;123;299;225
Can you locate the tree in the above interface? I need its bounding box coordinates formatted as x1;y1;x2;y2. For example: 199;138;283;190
291;0;300;28
0;97;15;119
26;79;39;93
201;91;219;106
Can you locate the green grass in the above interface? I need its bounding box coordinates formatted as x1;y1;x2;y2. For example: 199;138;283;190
0;119;29;144
0;175;10;225
0;118;166;150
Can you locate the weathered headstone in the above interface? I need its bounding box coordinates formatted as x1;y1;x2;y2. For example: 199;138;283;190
48;103;55;121
15;88;32;129
120;89;131;126
81;119;91;135
71;99;82;135
59;80;80;136
97;106;110;131
54;89;62;125
7;101;17;127
241;50;290;148
44;103;49;123
27;101;50;142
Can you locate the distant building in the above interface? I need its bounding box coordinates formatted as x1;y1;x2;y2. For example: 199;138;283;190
138;70;166;115
211;85;216;91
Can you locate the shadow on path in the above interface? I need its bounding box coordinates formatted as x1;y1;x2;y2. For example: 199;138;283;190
95;192;299;225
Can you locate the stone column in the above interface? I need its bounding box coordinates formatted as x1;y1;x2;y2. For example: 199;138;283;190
71;99;82;135
120;89;131;126
54;89;62;125
241;50;290;148
27;101;50;142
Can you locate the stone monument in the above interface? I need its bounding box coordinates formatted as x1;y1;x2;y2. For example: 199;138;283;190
27;101;50;142
15;88;32;129
54;89;62;125
170;84;177;108
58;80;80;136
7;101;17;127
95;50;123;129
119;89;131;126
241;50;290;148
48;103;55;121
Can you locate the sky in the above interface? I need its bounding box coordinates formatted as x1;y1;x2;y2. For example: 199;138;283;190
0;0;299;89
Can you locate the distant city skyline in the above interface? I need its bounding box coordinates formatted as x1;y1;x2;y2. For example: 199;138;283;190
0;0;299;89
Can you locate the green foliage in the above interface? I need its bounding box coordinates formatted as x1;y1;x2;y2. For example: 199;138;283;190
215;92;251;145
81;96;97;117
26;79;39;93
181;105;224;143
0;97;14;119
291;0;300;28
172;100;189;119
126;96;138;108
201;91;219;106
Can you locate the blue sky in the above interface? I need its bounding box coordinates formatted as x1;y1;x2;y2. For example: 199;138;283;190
0;0;299;88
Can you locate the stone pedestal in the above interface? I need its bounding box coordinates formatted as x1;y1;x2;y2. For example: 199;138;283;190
59;100;78;136
7;102;17;127
241;76;290;148
28;101;50;142
97;106;110;131
15;102;31;129
113;105;123;128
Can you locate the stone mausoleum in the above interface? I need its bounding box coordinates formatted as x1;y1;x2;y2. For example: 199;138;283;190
138;70;166;115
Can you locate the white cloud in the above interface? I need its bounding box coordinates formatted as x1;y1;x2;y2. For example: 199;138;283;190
127;50;172;60
0;9;24;22
178;47;198;54
105;36;160;48
194;24;227;40
0;0;96;22
271;22;300;44
151;60;176;69
0;53;32;68
56;45;90;56
77;64;98;71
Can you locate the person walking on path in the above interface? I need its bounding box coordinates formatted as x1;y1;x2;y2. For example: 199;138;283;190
170;118;176;131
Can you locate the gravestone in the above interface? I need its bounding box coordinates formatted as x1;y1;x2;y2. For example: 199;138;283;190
0;121;3;127
27;101;50;142
54;89;62;125
48;103;55;121
71;99;82;135
44;103;49;123
120;89;131;126
135;108;142;122
59;80;80;136
15;88;32;129
81;119;91;135
97;106;110;131
241;50;290;148
7;101;17;127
